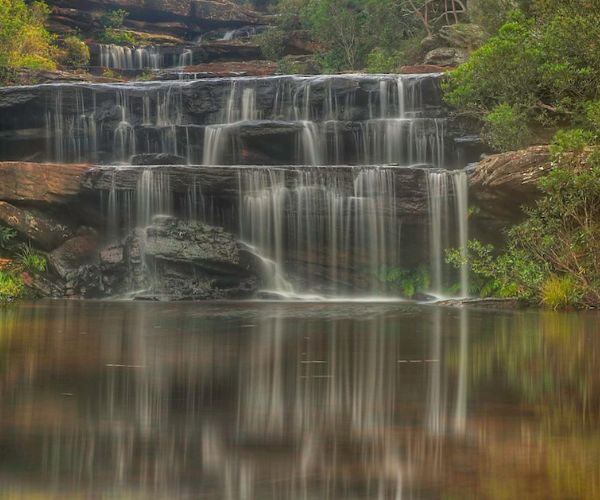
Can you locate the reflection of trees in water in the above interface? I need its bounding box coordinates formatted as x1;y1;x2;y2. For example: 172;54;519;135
2;303;599;498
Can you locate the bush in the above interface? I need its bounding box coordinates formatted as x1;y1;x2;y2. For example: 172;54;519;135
482;104;530;152
17;243;46;273
61;35;90;69
0;271;24;302
0;0;57;72
449;154;600;308
541;275;579;310
256;27;286;61
377;266;431;299
366;47;400;74
100;9;128;29
550;129;595;157
98;29;137;46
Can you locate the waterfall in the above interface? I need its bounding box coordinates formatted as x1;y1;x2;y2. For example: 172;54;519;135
427;170;469;298
99;44;195;70
237;167;401;297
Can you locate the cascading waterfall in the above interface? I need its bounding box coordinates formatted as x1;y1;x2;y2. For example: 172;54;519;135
238;168;402;297
427;170;469;298
99;44;194;70
11;73;478;299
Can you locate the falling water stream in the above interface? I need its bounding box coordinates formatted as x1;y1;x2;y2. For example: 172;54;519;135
5;73;474;299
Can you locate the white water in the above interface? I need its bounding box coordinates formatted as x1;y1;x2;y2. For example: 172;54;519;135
83;73;472;299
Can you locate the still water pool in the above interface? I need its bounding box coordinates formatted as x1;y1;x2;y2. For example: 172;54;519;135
0;301;599;499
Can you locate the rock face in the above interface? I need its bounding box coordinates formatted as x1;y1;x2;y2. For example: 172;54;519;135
424;47;469;67
0;163;91;204
422;23;486;68
48;216;259;300
0;202;75;251
46;0;266;38
143;215;258;299
469;146;551;203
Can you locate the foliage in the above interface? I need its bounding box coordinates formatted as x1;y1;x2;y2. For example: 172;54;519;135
98;29;138;46
444;4;600;150
550;129;595;157
269;0;425;72
377;266;431;299
541;275;579;310
448;153;600;308
100;9;128;29
17;243;46;273
61;35;90;69
0;0;57;73
366;47;401;74
256;27;287;61
0;226;16;249
468;0;519;34
0;271;24;302
482;104;530;152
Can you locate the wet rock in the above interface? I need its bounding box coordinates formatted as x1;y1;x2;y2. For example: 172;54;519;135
142;216;259;299
131;153;187;165
0;162;90;204
0;202;75;251
174;60;278;77
48;235;101;279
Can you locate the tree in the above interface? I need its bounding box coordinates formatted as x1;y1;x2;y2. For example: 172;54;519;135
0;0;56;71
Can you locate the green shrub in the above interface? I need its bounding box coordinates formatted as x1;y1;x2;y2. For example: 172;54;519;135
550;129;595;157
100;9;128;29
482;104;530;152
61;35;90;68
98;29;137;46
377;266;431;299
0;271;24;302
541;275;579;310
0;0;57;71
256;27;286;61
17;243;46;273
448;155;600;308
366;47;400;74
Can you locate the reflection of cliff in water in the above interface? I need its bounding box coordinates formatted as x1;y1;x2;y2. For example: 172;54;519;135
0;302;599;498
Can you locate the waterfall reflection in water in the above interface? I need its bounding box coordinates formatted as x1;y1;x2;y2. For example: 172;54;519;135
2;301;598;498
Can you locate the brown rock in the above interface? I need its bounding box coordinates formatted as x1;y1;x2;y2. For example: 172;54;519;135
0;162;91;204
0;202;75;251
424;47;469;68
469;145;552;198
48;235;101;278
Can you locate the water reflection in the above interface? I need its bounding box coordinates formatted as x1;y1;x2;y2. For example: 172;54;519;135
0;302;599;498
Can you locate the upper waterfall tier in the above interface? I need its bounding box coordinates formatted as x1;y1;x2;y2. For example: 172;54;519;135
0;74;479;166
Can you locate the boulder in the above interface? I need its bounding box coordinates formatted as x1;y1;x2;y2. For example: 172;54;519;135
469;145;551;200
0;162;91;204
48;234;101;279
142;215;259;299
0;202;75;251
424;47;469;67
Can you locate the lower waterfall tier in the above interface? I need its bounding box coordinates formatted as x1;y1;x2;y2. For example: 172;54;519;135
87;165;469;299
